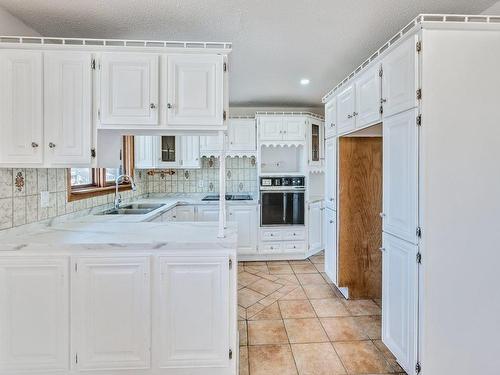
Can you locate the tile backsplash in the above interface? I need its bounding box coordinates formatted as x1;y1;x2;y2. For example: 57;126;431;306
0;156;257;231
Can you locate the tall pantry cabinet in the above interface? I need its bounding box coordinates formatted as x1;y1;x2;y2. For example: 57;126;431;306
323;15;500;375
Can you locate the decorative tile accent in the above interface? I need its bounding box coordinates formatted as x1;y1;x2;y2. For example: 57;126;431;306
14;170;25;194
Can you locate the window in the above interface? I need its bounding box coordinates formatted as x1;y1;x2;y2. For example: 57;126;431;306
67;137;135;202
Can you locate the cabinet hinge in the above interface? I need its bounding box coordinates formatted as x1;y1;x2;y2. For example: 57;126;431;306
416;89;422;100
223;110;227;121
97;109;101;121
91;59;96;70
223;62;228;72
416;114;422;126
416;252;422;264
75;353;78;364
74;263;78;272
415;361;422;373
229;258;232;270
379;66;383;77
416;41;422;53
229;348;233;360
416;226;422;238
90;148;96;158
379;105;384;115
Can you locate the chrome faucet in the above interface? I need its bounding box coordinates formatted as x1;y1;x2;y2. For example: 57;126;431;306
114;174;137;209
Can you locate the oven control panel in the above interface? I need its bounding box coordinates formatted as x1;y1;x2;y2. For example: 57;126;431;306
260;176;305;188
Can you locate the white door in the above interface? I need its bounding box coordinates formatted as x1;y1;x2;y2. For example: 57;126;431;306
174;205;196;221
259;117;283;141
0;257;69;373
308;202;322;252
356;64;382;128
197;205;220;221
200;135;223;156
382;35;418;118
382;233;418;374
135;136;156;169
324;208;337;285
228;118;256;152
44;51;92;166
325;97;337;139
324;138;337;211
155;256;230;373
0;50;43;165
180;136;201;168
166;54;224;126
383;109;419;244
336;84;356;135
100;53;159;125
228;205;257;254
72;257;151;371
283;117;305;141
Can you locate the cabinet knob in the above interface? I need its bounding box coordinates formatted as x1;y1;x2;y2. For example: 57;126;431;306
150;103;157;109
329;220;333;224
31;142;39;148
381;98;387;103
353;112;358;117
49;142;56;149
347;114;352;119
330;123;335;128
167;103;173;109
330;198;334;201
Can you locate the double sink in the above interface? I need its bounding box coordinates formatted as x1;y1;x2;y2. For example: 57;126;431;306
99;203;166;215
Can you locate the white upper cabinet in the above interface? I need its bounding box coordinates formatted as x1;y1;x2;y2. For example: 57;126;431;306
383;109;419;244
228;118;256;152
283;117;305;141
325;97;337;139
382;233;418;374
259;117;283;141
180;136;201;168
0;257;69;373
0;50;43;165
355;64;382;128
44;52;92;166
166;54;224;127
134;135;156;169
72;257;151;371
336;83;356;135
156;256;230;373
308;201;322;253
382;35;418;118
325;137;337;210
99;53;159;126
309;120;323;166
324;208;337;285
228;205;257;254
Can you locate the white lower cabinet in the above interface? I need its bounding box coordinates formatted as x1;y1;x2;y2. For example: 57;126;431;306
197;205;220;221
173;205;196;221
155;256;231;374
324;138;337;210
308;201;323;253
259;227;306;256
0;257;69;373
324;208;337;285
71;257;151;371
228;205;257;254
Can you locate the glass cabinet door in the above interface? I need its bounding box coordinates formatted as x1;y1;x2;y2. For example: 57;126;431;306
161;136;177;163
311;124;320;162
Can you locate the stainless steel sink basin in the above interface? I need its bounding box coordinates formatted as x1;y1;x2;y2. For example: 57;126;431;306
120;203;165;210
98;203;165;215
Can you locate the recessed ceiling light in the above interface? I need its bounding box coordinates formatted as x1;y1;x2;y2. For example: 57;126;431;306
300;78;310;85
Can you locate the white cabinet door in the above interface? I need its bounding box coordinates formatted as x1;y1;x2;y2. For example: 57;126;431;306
72;257;151;371
382;233;418;374
382;35;418;118
197;205;220;221
336;84;356;135
325;138;337;211
174;205;196;221
356;64;382;128
44;51;92;166
166;54;224;126
228;205;257;254
259;117;283;141
383;109;418;244
0;257;69;373
228;118;256;152
324;97;337;139
100;53;159;125
135;136;156;169
324;208;337;285
200;135;223;156
156;256;230;372
308;202;322;253
0;50;43;165
283;117;305;141
157;135;181;168
180;136;201;168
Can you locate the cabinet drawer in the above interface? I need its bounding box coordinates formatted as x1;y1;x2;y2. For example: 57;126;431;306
283;229;305;241
283;241;306;253
260;229;282;241
259;242;282;253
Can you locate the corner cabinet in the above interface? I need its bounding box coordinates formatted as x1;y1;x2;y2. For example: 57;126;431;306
166;54;224;127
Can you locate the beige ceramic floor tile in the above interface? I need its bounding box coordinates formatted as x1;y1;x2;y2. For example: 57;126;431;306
249;302;282;320
238;305;247;320
291;342;346;375
238;271;261;287
310;298;350;317
296;273;327;285
309;254;325;264
354;315;382;339
373;339;406;373
291;263;318;273
345;299;382;316
284;318;329;343
245;265;269;274
238;288;266;308
279;300;316;318
320;317;369;341
240;346;249;375
303;284;337;299
248;320;289;345
258;290;286;306
276;273;300;285
268;263;294;274
246;303;266;318
280;286;308;301
247;278;283;295
239;321;248;346
333;341;393;374
314;263;325;272
248;344;298;375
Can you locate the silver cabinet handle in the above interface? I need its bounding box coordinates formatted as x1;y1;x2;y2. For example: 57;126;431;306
167;103;173;109
347;114;352;119
329;220;334;224
31;142;39;148
150;103;157;109
379;247;386;252
330;198;334;201
330;123;335;127
49;142;56;149
353;112;358;117
381;98;387;103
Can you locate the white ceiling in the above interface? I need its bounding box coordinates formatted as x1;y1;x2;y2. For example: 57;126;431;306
0;0;496;108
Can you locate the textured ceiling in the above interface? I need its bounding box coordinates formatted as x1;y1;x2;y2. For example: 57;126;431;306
0;0;496;107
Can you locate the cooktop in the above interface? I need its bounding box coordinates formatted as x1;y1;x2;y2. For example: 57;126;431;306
201;194;253;201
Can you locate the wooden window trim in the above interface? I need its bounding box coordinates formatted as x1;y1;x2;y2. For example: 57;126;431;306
67;136;135;202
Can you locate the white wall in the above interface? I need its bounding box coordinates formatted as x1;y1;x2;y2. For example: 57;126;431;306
0;6;40;36
483;1;500;14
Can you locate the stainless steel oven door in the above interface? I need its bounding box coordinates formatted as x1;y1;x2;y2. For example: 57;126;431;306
260;191;305;226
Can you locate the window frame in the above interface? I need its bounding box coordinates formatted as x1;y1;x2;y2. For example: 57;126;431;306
67;137;135;202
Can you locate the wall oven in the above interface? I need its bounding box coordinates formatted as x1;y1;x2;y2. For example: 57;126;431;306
260;176;305;226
